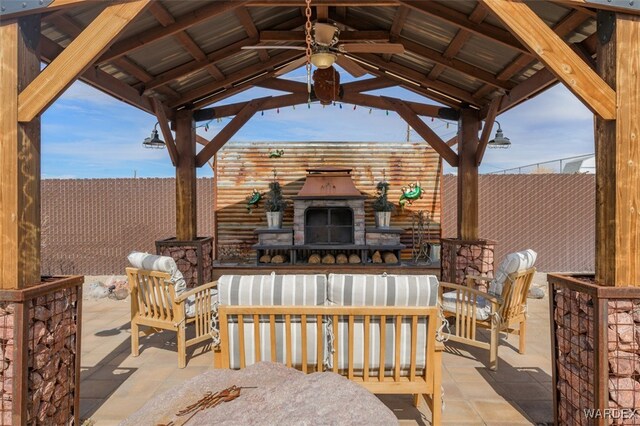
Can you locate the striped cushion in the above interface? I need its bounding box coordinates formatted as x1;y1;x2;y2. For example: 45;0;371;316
440;291;491;321
218;274;326;369
327;274;439;374
489;249;537;296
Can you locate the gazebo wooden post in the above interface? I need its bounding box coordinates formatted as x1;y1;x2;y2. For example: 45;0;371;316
457;108;479;241
595;11;640;287
0;15;41;290
175;108;197;241
156;108;214;288
441;107;496;285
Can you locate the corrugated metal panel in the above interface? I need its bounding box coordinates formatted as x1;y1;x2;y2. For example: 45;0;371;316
402;10;459;53
349;6;395;30
215;142;442;262
127;38;193;76
169;68;214;93
438;68;484;93
187;13;248;54
457;35;523;76
249;7;302;31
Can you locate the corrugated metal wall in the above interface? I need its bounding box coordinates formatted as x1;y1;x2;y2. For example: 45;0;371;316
215;141;443;261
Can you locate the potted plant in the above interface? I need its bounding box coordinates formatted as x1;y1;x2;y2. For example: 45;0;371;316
373;179;395;228
264;171;288;229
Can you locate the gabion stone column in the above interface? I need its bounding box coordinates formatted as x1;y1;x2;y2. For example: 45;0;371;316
156;237;213;288
441;238;496;288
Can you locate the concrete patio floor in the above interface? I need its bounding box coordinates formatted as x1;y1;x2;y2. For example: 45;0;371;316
79;274;553;425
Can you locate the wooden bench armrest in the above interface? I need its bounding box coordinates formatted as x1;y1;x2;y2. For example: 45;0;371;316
175;280;218;304
439;281;501;305
466;274;493;282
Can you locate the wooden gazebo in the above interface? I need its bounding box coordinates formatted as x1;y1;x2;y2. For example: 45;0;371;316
0;0;638;424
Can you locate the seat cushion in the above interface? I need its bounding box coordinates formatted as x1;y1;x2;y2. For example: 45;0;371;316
489;249;537;296
440;291;491;321
327;274;439;374
218;274;327;369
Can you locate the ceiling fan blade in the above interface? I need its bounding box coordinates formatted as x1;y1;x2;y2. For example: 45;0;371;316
241;45;306;51
314;22;337;46
275;56;308;76
335;55;368;78
338;43;405;54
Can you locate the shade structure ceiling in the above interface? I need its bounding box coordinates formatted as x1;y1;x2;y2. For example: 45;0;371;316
36;0;599;116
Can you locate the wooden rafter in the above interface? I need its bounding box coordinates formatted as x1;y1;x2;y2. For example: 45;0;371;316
151;98;179;166
446;136;458;147
246;0;399;5
195;97;270;167
400;1;529;54
316;5;329;21
148;2;226;82
350;53;477;106
385;5;409;62
171;50;301;108
38;36;169;118
196;93;307;121
475;97;500;166
481;0;616;120
482;67;558;118
340;76;397;93
474;9;590;100
256;78;307;93
192;67;285;109
428;4;488;81
97;1;248;64
383;97;459;167
17;0;151;122
260;30;390;42
236;8;270;61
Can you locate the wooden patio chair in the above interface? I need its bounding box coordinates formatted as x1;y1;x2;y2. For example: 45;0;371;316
438;249;537;370
126;252;217;368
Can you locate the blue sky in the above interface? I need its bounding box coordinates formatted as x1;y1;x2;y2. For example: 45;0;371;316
41;66;595;178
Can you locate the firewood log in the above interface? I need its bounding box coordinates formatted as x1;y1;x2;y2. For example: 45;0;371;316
336;254;348;264
259;255;272;263
322;254;336;264
348;254;361;264
371;250;383;264
383;251;398;264
308;254;321;264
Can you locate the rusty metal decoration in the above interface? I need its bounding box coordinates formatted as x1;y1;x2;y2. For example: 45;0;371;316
312;66;340;105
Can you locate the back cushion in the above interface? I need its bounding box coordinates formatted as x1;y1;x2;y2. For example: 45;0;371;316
327;274;439;374
489;249;537;296
218;274;326;369
127;251;186;296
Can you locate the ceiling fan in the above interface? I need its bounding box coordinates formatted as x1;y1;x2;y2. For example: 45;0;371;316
241;22;405;78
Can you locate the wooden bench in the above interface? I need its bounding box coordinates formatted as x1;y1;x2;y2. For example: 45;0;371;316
211;273;443;424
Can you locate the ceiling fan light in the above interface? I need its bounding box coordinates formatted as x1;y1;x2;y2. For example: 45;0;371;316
311;52;336;69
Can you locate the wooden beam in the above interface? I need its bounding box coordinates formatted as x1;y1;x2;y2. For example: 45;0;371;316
457;108;480;240
175;109;197;241
171;51;301;108
259;30;390;42
197;93;307;120
17;0;150;122
316;5;329;21
340;76;396;93
195;97;269;167
400;0;529;54
98;1;247;64
236;7;269;61
475;97;500;166
428;4;488;80
144;37;259;93
351;53;478;106
196;135;209;146
481;67;558;117
152;98;178;166
247;0;399;5
398;37;513;90
473;9;590;100
551;0;640;15
0;0;93;19
446;135;458;147
192;67;287;109
341;92;446;118
0;16;41;289
383;97;459;167
480;0;616;120
595;12;640;286
39;36;169;118
256;78;307;93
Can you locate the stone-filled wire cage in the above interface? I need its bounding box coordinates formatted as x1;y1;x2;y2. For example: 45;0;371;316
0;277;82;425
549;274;640;425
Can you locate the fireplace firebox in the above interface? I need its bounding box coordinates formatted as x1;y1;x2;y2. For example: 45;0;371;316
305;207;354;244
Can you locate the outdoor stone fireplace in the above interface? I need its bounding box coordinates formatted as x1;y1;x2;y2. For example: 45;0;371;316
293;168;365;246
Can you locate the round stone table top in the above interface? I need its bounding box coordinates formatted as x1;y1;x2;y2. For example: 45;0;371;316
121;362;397;425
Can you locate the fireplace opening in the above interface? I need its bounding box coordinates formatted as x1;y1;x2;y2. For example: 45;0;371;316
304;207;354;245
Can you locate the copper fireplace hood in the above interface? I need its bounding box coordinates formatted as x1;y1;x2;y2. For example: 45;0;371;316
294;167;365;199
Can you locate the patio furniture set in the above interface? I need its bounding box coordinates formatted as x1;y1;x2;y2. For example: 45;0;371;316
126;249;536;423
